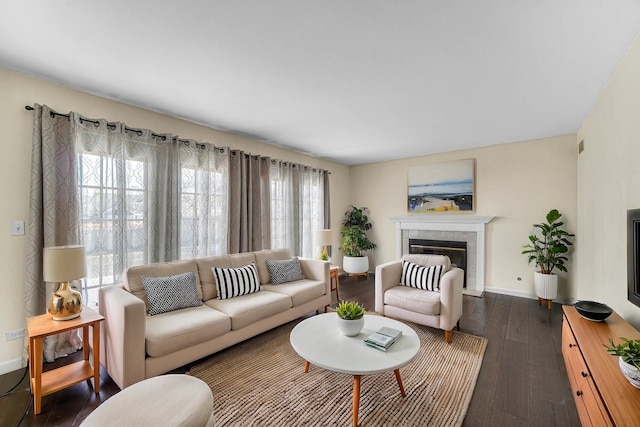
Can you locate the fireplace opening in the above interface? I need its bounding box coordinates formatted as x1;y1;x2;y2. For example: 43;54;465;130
409;239;467;287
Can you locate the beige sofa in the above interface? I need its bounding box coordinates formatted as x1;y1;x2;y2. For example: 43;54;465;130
99;248;330;389
375;254;463;343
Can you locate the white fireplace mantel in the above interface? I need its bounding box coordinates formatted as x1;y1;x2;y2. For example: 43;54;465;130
391;215;495;296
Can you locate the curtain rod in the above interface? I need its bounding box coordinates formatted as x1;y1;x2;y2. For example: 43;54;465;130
25;105;168;140
25;105;330;174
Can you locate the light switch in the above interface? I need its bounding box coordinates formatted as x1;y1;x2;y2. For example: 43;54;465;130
11;221;25;236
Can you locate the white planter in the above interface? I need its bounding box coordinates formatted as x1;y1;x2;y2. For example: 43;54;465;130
619;357;640;389
534;271;558;300
343;256;369;274
336;316;365;337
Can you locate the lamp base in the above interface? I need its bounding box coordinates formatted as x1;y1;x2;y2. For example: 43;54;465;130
49;282;83;321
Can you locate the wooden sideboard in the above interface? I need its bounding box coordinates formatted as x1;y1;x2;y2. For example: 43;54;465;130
562;305;640;426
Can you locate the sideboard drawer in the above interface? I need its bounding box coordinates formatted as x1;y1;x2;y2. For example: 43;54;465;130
562;315;613;426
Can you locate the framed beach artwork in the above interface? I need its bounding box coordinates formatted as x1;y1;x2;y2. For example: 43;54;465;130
407;159;475;213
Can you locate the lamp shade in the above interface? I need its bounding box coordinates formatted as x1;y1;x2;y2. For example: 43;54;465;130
43;245;86;282
314;229;333;246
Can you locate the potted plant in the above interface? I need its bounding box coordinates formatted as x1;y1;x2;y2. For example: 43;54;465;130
335;300;365;336
521;209;574;308
605;338;640;388
339;206;376;275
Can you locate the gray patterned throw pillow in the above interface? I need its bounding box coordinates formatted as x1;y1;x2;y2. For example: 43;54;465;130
142;271;203;316
266;258;305;285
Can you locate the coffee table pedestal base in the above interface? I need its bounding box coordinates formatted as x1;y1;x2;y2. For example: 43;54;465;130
303;362;407;427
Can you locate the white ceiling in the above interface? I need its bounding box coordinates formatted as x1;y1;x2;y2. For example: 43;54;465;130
1;1;639;165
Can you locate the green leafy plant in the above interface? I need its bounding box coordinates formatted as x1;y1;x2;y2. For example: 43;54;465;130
605;337;640;369
339;206;376;257
521;209;575;274
335;300;365;320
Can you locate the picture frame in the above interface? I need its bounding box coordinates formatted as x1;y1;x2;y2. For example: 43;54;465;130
407;159;475;213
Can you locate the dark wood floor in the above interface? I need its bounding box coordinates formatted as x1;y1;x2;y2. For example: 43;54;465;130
0;274;580;426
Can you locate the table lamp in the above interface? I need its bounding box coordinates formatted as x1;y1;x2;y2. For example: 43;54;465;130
43;245;86;321
315;229;333;261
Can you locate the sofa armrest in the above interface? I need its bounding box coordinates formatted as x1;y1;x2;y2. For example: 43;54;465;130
299;258;331;296
99;286;146;390
374;260;402;313
438;267;464;332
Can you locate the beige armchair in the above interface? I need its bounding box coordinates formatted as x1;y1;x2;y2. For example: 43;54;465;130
375;254;464;343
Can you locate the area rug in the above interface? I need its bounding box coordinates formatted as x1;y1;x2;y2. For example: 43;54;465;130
188;318;487;426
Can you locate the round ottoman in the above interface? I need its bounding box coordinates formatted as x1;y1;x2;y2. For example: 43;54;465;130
81;375;214;426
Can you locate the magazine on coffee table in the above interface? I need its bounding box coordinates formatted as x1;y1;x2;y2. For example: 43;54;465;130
364;326;403;352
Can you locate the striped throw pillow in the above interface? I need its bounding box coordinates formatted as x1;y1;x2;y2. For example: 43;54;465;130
213;263;261;300
401;260;445;292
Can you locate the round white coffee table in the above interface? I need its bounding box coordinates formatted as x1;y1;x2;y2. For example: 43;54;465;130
290;313;420;427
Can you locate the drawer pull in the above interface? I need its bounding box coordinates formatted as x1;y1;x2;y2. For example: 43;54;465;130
576;390;583;396
581;371;588;378
569;343;573;348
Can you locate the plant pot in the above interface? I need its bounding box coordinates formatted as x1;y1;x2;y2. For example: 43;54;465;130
343;255;369;275
534;271;558;300
619;357;640;389
336;316;365;336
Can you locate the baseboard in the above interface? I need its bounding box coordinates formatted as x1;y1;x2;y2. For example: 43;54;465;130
484;286;574;305
0;357;24;376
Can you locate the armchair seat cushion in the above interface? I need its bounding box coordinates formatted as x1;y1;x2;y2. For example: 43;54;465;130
384;286;441;316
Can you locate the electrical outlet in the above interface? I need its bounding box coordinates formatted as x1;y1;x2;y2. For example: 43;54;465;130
5;328;26;341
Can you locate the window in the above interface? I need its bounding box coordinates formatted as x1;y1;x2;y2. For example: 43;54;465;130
78;152;148;306
179;166;228;259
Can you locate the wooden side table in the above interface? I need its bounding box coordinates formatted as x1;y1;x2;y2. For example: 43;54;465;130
27;307;104;415
330;265;340;301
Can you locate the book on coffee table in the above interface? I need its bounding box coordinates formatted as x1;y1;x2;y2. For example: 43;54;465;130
364;326;403;352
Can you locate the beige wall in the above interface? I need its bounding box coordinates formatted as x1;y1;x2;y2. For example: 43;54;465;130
0;67;350;372
348;134;578;299
577;33;640;328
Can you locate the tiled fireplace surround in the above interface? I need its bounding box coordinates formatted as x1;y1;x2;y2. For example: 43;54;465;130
391;215;495;297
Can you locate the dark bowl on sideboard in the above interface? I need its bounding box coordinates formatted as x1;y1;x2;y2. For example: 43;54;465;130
574;300;613;322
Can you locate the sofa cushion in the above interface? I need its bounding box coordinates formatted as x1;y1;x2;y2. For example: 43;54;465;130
123;260;202;309
401;261;444;292
384;286;441;316
142;271;203;316
261;278;325;307
145;305;231;358
196;253;256;300
253;248;293;284
213;263;261;300
205;291;291;330
266;257;305;284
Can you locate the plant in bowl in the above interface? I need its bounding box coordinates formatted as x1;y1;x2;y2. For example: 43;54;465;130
521;209;575;307
605;337;640;388
335;300;365;336
336;300;365;320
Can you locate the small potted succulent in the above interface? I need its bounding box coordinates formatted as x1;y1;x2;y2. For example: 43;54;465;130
335;300;365;336
605;337;640;388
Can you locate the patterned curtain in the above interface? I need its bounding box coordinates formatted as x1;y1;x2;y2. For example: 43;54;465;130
75;117;178;306
228;150;271;253
24;104;82;362
178;139;229;259
269;160;325;258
